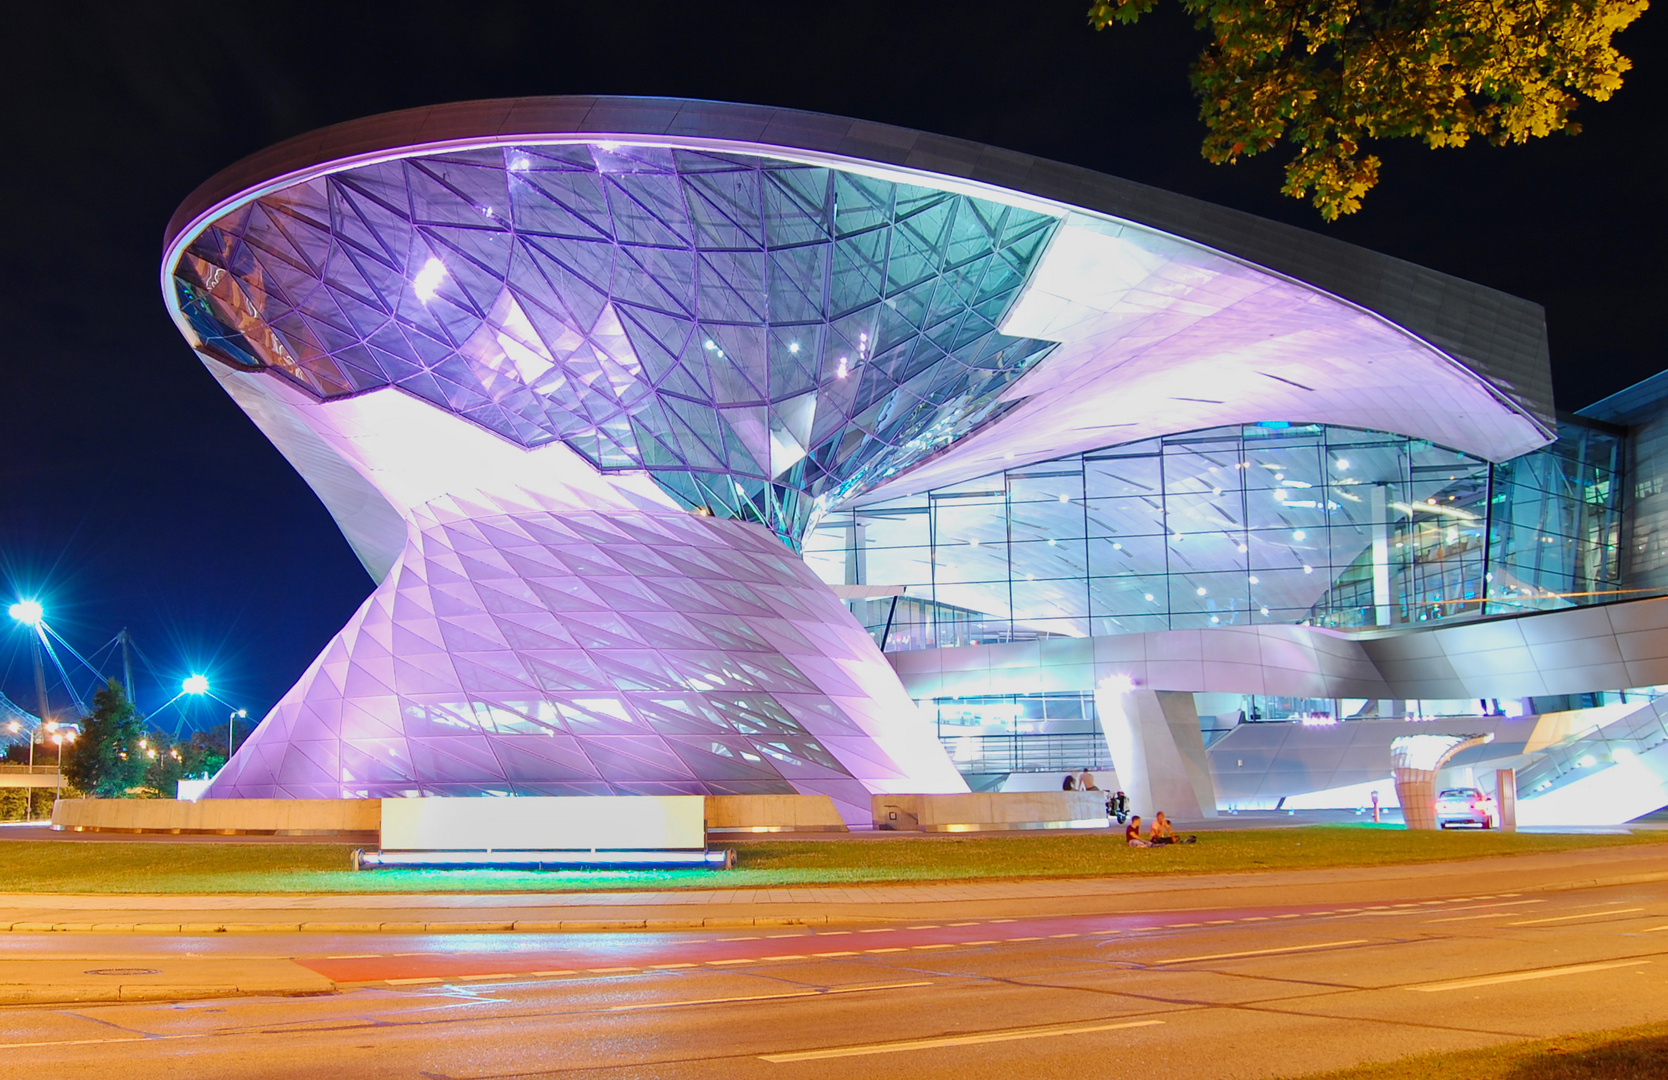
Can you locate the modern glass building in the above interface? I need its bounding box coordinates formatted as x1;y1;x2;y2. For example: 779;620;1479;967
164;97;1668;821
807;417;1626;646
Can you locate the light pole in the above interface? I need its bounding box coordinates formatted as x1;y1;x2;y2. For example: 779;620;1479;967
50;729;73;803
228;708;248;761
8;600;46;776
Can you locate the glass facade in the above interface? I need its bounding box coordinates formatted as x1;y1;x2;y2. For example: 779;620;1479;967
807;420;1624;649
174;143;1058;545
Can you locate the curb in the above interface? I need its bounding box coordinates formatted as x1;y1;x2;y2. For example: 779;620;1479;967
0;984;336;1005
0;914;862;934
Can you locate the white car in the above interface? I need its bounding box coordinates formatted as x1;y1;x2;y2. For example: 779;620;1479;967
1436;787;1496;829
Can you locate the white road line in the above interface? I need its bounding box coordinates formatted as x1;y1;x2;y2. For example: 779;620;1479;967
386;976;443;985
1423;912;1520;923
1153;939;1370;965
1409;959;1650;992
610;980;931;1012
759;1019;1164;1062
1508;907;1645;926
1642;926;1668;933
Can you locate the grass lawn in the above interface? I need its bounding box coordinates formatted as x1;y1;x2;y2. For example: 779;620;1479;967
1281;1020;1668;1079
0;825;1661;893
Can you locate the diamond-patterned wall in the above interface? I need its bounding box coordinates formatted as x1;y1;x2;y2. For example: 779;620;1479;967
206;493;964;823
174;143;1057;545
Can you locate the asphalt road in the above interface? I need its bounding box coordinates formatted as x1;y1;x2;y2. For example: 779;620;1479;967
4;881;1668;1079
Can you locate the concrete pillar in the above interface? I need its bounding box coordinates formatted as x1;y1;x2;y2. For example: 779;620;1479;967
1370;484;1392;626
845;521;867;586
1095;682;1217;823
1496;768;1517;832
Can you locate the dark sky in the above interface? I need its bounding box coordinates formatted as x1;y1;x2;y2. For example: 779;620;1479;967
0;1;1661;727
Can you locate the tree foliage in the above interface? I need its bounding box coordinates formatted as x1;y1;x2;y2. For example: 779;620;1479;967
61;679;149;797
1089;0;1649;218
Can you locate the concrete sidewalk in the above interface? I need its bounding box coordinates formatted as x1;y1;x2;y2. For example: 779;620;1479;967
4;843;1668;934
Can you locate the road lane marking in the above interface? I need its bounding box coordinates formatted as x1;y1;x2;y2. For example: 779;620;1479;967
907;925;940;930
817;931;852;936
759;955;809;962
646;963;697;969
1424;913;1519;923
963;940;999;946
531;970;575;976
1409;959;1650;992
826;981;933;994
912;944;954;950
1154;939;1370;965
387;976;443;984
865;947;907;954
610;980;931;1012
325;954;380;959
812;951;859;957
1642;926;1668;933
587;967;639;973
460;973;519;981
1204;920;1235;925
1508;907;1645;926
947;922;981;927
759;1018;1164;1061
1427;901;1541;914
718;936;760;942
707;959;753;966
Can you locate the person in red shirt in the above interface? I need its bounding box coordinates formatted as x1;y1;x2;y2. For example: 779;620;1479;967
1125;815;1151;847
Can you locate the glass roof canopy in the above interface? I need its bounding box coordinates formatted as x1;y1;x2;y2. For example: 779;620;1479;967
173;142;1058;546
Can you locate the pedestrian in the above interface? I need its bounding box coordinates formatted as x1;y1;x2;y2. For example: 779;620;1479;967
1077;767;1099;791
1125;814;1151;847
1062;773;1077;791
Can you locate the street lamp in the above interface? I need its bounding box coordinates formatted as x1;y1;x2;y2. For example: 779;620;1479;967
9;600;49;776
182;674;210;696
229;708;248;760
50;729;74;803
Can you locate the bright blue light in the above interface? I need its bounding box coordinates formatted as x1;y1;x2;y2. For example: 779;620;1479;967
8;600;42;627
182;674;210;695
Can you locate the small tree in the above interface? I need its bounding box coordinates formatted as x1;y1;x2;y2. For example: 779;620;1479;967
61;680;149;798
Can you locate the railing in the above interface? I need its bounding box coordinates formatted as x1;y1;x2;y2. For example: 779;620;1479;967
0;765;60;776
938;733;1113;776
1515;697;1668;798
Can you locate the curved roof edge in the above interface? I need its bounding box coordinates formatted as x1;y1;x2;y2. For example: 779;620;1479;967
164;94;1554;432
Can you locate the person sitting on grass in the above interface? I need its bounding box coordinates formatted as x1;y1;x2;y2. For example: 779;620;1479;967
1149;810;1196;845
1125;814;1151;847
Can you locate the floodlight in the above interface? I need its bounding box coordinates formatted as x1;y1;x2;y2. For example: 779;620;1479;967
1102;673;1136;694
8;600;43;627
183;674;211;695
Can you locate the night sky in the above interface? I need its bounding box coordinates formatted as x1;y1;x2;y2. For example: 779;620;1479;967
0;2;1661;727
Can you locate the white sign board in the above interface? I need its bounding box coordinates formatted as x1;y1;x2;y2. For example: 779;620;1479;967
379;796;706;851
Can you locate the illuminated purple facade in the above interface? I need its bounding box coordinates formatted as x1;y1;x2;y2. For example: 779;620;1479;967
162;98;1554;817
